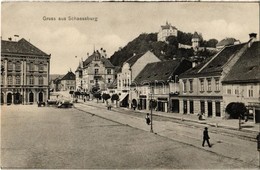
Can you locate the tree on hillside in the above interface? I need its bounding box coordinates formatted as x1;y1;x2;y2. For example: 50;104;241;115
206;39;218;48
225;102;247;130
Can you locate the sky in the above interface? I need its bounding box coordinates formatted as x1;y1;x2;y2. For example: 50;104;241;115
1;2;259;74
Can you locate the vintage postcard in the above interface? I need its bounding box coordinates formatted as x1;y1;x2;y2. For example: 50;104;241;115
1;1;259;169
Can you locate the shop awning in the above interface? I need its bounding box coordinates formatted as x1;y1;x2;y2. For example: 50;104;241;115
119;93;129;102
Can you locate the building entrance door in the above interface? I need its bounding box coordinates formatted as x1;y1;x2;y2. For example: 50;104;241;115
208;101;213;117
29;92;34;103
171;99;179;113
14;93;22;104
38;92;43;102
7;93;12;104
1;93;4;104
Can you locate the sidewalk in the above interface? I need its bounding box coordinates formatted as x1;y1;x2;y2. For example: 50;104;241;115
137;109;259;133
52;91;259;133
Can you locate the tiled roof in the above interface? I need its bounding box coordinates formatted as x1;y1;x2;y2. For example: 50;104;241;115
192;32;200;39
125;52;146;67
222;41;260;83
216;38;237;47
161;22;177;30
83;51;114;68
101;58;114;68
114;66;122;74
61;71;76;81
125;50;163;67
1;38;49;56
180;43;245;78
133;59;192;85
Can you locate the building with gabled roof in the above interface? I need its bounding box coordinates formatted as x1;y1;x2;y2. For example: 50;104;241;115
178;34;254;118
60;71;76;91
75;49;115;93
158;21;178;42
1;38;51;105
130;59;192;112
221;35;260;122
117;50;162;107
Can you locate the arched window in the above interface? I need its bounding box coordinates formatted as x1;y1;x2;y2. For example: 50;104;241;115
29;76;34;85
39;76;44;85
7;61;13;70
29;62;34;71
16;76;21;85
15;61;21;71
38;62;44;72
7;76;13;85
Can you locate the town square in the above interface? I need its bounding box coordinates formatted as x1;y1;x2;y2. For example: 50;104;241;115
1;2;260;169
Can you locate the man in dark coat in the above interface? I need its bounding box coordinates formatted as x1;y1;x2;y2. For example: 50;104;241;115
202;127;211;147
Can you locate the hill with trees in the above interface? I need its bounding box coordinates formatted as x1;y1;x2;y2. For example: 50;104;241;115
109;31;218;67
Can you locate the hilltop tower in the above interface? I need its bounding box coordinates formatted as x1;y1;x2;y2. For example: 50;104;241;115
192;32;200;51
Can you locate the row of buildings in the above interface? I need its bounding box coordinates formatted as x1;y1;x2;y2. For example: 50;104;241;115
75;33;259;122
2;24;259;122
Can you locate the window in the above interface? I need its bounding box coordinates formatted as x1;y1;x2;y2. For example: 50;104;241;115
29;76;34;85
39;76;44;85
8;76;12;85
7;61;13;70
249;86;254;97
15;62;21;71
200;79;204;92
189;79;193;92
235;89;239;95
95;79;98;84
183;80;187;93
118;80;121;87
15;76;21;85
38;63;44;72
29;63;34;71
107;69;111;75
207;79;212;91
215;79;220;91
108;78;111;83
94;69;99;75
227;89;232;94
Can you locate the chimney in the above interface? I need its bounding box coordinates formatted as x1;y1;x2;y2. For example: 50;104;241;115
248;33;257;48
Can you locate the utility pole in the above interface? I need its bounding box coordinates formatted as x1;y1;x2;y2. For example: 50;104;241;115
150;86;154;133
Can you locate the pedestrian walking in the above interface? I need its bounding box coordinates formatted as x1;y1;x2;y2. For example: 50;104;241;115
145;113;150;125
202;127;211;147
